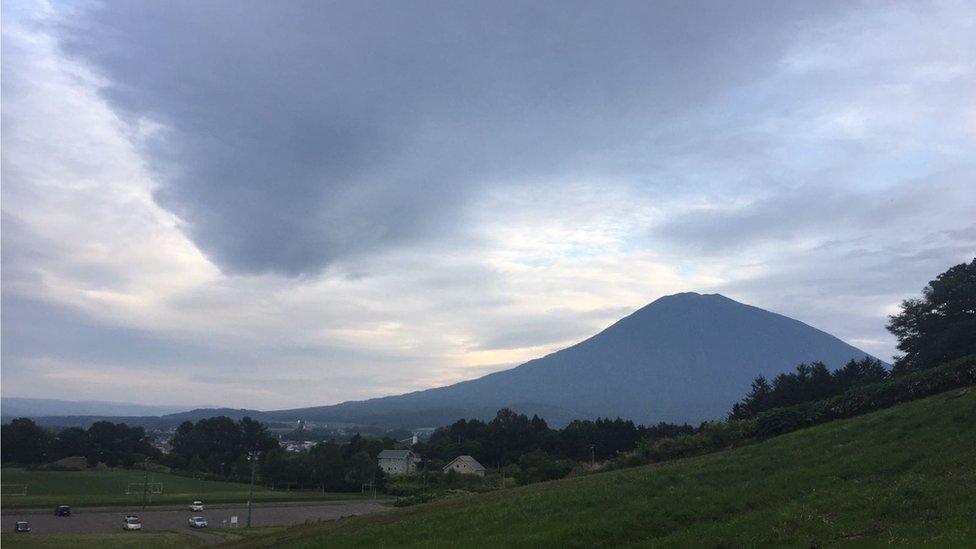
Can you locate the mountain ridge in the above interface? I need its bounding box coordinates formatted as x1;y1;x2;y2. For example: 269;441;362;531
10;293;882;428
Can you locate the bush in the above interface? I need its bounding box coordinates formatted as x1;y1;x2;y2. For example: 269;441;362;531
50;456;88;470
515;450;573;485
699;419;755;448
384;477;422;496
393;492;437;507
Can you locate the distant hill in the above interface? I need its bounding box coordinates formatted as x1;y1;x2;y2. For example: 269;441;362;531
0;397;195;420
11;293;882;429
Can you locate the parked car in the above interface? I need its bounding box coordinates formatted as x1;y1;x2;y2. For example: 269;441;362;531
188;516;208;528
14;521;31;533
189;500;204;511
122;515;142;530
55;505;71;517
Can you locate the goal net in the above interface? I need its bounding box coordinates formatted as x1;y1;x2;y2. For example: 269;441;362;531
125;482;163;495
1;484;28;496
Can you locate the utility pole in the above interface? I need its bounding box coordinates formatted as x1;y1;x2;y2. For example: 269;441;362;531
142;458;152;510
246;451;259;528
590;444;595;468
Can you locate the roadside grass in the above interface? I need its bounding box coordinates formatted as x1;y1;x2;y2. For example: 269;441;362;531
215;525;287;543
0;531;204;548
0;468;371;510
226;387;976;548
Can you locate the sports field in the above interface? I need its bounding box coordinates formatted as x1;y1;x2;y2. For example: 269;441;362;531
0;468;370;509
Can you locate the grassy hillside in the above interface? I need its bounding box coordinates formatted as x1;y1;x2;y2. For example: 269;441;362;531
229;387;976;547
0;468;367;509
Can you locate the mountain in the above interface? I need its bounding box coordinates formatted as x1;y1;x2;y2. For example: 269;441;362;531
0;398;195;419
260;292;880;426
12;293;882;429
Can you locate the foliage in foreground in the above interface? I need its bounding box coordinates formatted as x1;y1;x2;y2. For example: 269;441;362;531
224;386;976;548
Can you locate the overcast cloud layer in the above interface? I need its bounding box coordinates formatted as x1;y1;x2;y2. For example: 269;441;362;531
2;0;974;409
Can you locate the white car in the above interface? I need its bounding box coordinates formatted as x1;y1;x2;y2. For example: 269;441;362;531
122;515;142;530
189;501;204;512
188;516;208;528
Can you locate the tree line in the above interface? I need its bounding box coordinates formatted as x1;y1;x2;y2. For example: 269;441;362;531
728;357;888;420
415;409;694;470
1;419;158;467
729;258;974;420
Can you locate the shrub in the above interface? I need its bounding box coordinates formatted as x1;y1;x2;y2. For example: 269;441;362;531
50;456;88;470
515;450;573;485
393;492;437;507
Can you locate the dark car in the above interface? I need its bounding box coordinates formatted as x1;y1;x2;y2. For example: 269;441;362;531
55;505;71;517
14;521;31;533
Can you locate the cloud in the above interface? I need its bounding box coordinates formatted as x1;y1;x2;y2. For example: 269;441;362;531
1;0;974;409
653;174;976;253
57;0;837;276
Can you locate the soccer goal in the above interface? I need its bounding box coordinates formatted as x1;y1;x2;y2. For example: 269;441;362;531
125;482;163;495
1;484;28;496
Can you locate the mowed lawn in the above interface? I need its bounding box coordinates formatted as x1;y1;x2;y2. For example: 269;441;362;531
0;468;368;509
228;387;976;548
0;532;204;549
0;527;290;548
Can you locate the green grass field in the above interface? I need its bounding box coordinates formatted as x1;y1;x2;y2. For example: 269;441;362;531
0;527;289;549
0;532;204;548
0;468;368;509
226;387;976;548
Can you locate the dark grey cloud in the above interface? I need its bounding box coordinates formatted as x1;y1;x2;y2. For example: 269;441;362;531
61;1;836;276
652;173;974;253
0;295;213;366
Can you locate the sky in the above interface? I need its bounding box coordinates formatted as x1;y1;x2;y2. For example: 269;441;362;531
2;0;974;410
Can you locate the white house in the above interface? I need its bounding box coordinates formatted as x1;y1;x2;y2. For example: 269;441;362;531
377;449;420;475
442;455;486;477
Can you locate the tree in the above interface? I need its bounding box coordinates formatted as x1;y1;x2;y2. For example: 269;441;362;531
169;416;279;475
833;357;887;389
309;440;346;491
51;427;91;460
344;450;376;485
729;376;772;420
887;258;976;373
1;418;51;464
239;417;277;453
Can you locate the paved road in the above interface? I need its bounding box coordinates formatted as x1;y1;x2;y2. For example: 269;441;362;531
2;500;387;538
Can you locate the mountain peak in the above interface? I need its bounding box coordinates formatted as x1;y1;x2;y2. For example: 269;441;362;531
258;293;879;427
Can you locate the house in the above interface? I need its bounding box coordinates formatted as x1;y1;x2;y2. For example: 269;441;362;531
442;455;486;477
283;440;315;453
377;449;420;475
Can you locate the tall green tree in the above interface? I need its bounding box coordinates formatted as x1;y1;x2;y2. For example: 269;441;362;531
51;427;91;460
887;258;976;373
1;418;51;464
